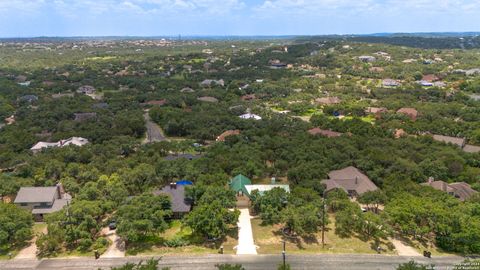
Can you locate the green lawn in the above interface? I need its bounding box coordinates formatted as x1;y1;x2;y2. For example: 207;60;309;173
326;115;376;124
127;220;238;256
252;215;394;255
33;223;47;235
0;251;18;260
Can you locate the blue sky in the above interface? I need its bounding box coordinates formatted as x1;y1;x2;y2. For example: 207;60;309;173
0;0;479;37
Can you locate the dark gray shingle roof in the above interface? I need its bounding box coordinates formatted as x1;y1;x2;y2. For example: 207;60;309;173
14;187;58;204
153;185;191;213
322;166;378;195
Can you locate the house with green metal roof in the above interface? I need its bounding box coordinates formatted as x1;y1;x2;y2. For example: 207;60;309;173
229;174;252;195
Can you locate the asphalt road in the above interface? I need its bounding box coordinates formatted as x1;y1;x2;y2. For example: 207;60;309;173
0;254;464;270
144;112;167;143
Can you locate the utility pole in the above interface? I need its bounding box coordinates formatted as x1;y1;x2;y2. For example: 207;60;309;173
282;240;286;269
65;200;74;248
322;192;326;248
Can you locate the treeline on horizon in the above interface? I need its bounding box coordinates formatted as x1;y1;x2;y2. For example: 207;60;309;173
3;32;480;50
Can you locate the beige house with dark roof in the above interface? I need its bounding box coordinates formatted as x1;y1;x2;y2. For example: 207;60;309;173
432;134;465;148
463;144;480;153
197;96;218;103
430;134;480;153
14;185;71;221
321;166;378;197
422;177;477;201
397;107;418;121
315;97;341;105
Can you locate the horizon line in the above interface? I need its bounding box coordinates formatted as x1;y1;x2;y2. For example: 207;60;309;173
1;31;480;40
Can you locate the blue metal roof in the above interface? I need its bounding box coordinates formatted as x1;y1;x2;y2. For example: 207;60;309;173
176;180;193;186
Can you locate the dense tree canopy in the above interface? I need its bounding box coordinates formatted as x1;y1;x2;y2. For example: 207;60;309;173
0;203;33;253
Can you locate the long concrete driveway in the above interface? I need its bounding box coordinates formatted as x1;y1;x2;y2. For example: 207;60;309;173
389;238;421;257
100;228;125;258
235;208;258;255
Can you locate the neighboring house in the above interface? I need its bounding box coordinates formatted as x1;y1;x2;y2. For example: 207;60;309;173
239;113;262;120
465;68;480;76
92;103;109;109
382;79;400;87
153;183;192;218
365;107;388;115
180;87;195;93
463;144;480;153
52;93;74;99
18;95;38;103
321;166;378;197
176;180;193;186
431;134;480;153
308;128;343;138
217;130;241;142
142;99;167;106
30;142;59;153
369;67;384;73
14;185;71;221
15;75;28;82
200;79;224;87
241;94;256;101
417;80;433;87
358;56;376;62
30;137;89;153
397;107;418;121
422;177;477;201
422;74;440;82
315;97;341;105
18;81;31;87
229;174;252;196
77;85;96;95
164;153;202;161
432;134;465;148
197;96;219;103
74;112;97;122
402;59;417;63
433;81;447;88
269;62;288;69
244;184;290;197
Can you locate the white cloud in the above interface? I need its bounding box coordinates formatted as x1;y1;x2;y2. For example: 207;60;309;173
0;0;245;17
0;0;46;14
253;0;480;16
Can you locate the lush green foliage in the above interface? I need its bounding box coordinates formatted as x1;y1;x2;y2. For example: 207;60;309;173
1;38;480;256
184;200;239;240
215;264;246;270
0;203;33;253
396;260;435;270
116;194;172;244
